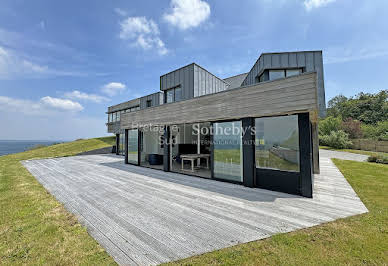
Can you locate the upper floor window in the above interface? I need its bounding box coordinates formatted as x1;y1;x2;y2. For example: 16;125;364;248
286;69;302;77
146;100;152;107
259;68;303;83
129;105;140;112
269;70;285;81
165;86;182;103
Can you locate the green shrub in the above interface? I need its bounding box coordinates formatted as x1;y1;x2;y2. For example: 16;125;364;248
367;156;377;162
319;116;342;136
367;155;388;164
319;130;353;149
361;121;388;140
379;132;388;141
341;118;363;139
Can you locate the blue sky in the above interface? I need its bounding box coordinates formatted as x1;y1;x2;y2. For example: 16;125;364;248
0;0;387;140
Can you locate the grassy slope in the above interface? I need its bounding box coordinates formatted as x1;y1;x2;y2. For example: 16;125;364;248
166;160;388;265
0;136;116;265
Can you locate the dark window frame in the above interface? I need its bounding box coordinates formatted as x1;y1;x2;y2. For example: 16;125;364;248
258;68;303;83
164;85;182;103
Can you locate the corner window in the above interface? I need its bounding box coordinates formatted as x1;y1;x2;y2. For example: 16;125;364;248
269;70;285;81
166;89;174;103
286;69;302;77
175;87;182;102
255;115;300;172
165;86;182;103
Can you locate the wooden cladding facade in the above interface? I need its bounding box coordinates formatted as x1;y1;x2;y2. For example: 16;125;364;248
120;72;318;129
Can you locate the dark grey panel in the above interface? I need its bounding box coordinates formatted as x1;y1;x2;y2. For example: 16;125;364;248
193;64;228;97
223;73;248;90
160;64;195;101
140;92;163;110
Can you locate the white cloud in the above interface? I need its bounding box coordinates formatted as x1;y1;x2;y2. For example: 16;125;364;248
101;82;126;96
324;42;388;64
0;46;48;79
64;90;109;103
119;17;168;55
114;8;127;17
0;45;88;79
163;0;210;30
304;0;336;11
0;96;83;115
40;96;84;111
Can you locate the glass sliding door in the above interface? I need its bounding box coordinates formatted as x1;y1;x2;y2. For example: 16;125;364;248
127;129;139;164
213;121;243;182
119;133;125;155
139;127;164;170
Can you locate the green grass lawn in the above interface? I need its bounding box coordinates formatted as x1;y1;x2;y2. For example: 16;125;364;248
2;137;387;265
166;159;388;265
0;136;116;265
320;146;388;157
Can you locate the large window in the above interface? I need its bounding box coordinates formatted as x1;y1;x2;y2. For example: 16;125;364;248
140;127;164;170
269;70;285;81
165;86;182;103
169;123;211;179
260;68;303;82
255;115;299;172
127;129;139;164
286;69;302;77
119;133;125;155
213;121;243;182
130;106;140;112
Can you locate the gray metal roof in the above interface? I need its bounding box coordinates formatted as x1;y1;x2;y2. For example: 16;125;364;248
223;73;248;90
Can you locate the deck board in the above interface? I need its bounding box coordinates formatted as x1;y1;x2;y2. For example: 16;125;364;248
22;153;368;265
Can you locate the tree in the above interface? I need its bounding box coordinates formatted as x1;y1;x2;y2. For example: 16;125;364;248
327;95;347;117
319;116;342;136
326;90;388;124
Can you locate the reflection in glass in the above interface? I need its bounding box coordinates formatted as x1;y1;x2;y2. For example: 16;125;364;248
166;89;174;103
119;133;125;155
175;87;182;102
128;129;138;164
286;69;302;77
169;123;211;178
213;121;243;182
255;115;299;172
140;127;164;170
269;70;285;81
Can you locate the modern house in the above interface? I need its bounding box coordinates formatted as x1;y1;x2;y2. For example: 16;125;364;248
106;51;325;198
